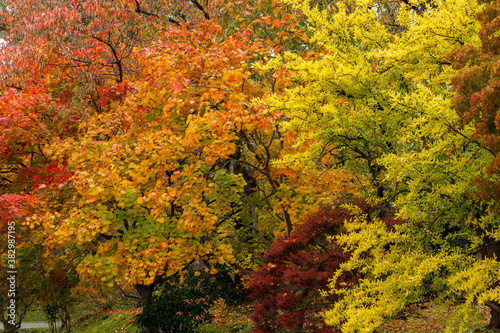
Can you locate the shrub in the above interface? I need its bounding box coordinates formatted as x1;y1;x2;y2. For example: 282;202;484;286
136;264;246;333
246;198;398;333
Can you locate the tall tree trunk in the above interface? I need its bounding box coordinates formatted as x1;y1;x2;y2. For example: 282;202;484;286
135;283;160;333
481;237;500;328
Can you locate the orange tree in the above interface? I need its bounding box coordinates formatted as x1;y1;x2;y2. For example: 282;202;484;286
40;0;356;320
0;0;187;329
42;12;354;301
1;2;356;332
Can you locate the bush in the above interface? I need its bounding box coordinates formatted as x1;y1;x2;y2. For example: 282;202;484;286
136;264;247;333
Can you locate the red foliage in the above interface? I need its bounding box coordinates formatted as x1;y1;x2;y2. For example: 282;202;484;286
248;203;358;333
0;194;38;228
0;86;78;196
447;0;500;210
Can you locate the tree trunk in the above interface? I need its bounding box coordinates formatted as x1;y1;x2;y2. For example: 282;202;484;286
1;319;20;333
480;237;500;328
60;305;72;333
135;283;160;333
486;301;500;328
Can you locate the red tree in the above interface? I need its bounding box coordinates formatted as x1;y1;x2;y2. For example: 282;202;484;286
448;0;500;208
247;204;355;333
448;0;500;326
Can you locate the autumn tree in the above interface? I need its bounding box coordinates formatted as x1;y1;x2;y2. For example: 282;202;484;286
0;1;172;330
0;0;161;102
0;75;80;331
249;203;353;333
2;2;354;332
258;0;500;331
447;0;500;326
41;11;351;299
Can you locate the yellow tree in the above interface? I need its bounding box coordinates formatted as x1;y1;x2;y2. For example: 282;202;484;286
258;0;500;331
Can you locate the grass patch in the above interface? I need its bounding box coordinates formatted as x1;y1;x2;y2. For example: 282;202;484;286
23;308;46;322
0;327;50;333
71;308;141;333
379;302;495;333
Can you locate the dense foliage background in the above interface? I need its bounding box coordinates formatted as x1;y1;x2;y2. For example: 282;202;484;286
1;0;500;332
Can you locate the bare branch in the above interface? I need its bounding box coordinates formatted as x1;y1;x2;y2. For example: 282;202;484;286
114;282;142;300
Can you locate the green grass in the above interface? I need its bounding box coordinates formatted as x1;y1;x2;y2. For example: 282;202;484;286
0;327;50;333
23;308;47;322
71;309;141;333
1;309;140;333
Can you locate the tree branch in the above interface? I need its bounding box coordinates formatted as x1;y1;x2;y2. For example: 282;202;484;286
189;0;210;20
114;282;142;300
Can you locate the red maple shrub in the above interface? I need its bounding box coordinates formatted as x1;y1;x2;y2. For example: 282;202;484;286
248;198;403;333
247;203;356;333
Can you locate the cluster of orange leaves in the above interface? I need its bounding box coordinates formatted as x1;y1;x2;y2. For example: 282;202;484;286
0;0;357;319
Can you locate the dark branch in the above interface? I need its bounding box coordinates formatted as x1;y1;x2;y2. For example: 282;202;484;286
135;0;159;18
114;283;142;300
189;0;210;20
5;84;23;91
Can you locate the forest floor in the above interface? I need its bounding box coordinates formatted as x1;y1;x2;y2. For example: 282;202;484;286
378;302;494;333
196;300;498;333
